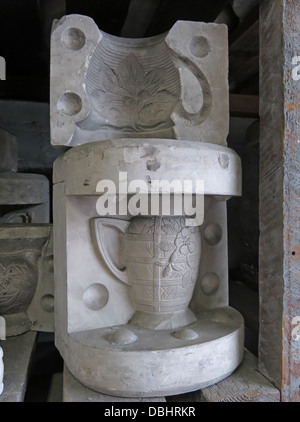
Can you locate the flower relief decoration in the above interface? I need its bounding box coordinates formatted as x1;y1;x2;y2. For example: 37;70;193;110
0;259;37;314
80;53;180;133
129;217;200;301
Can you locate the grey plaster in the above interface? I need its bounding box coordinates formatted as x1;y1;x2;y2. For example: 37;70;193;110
51;15;244;397
0;225;54;336
50;15;229;147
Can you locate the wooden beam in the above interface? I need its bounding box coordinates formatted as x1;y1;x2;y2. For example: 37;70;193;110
229;93;259;117
229;280;259;333
229;7;259;91
167;349;280;402
200;350;280;402
259;0;300;402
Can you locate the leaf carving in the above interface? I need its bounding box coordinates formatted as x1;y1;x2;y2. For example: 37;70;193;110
117;54;144;94
89;54;178;132
158;240;175;253
161;223;178;235
0;260;37;314
171;262;187;272
146;242;154;257
162;265;172;279
142;218;156;234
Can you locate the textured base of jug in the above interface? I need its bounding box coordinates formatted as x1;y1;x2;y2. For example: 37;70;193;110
129;308;197;330
56;306;244;397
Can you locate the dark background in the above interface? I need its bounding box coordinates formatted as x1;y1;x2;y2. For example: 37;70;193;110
0;0;258;101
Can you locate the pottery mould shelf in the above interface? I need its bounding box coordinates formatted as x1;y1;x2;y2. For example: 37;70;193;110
0;127;54;338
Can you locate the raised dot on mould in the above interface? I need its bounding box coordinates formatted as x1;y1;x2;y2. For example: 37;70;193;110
108;328;137;345
200;272;220;296
210;309;235;324
61;27;86;50
188;36;211;58
204;223;222;246
82;283;109;311
57;92;82;116
172;328;198;340
40;294;54;313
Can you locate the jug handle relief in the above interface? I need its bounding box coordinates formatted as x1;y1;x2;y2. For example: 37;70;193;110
170;50;213;126
93;218;130;285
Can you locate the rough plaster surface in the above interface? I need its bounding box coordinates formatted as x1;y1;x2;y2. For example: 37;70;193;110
53;138;241;196
59;307;244;397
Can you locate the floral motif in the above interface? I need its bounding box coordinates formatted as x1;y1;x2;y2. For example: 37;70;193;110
90;54;178;132
175;227;196;255
0;261;36;314
157;224;200;290
126;218;200;291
